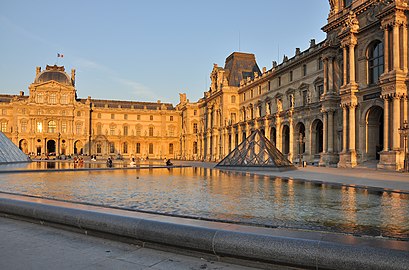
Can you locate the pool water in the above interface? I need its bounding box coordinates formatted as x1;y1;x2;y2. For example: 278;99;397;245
0;166;407;240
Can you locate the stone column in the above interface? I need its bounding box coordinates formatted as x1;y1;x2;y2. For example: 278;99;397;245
328;57;334;93
323;111;328;153
384;96;389;151
289;118;294;161
392;95;401;149
404;95;408;123
323;58;328;95
393;22;400;71
383;25;389;73
342;105;348;152
349;104;356;151
403;24;408;72
264;118;270;140
349;43;356;83
343;46;348;86
328;110;334;153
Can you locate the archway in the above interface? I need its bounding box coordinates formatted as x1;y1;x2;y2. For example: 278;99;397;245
46;140;56;155
282;125;290;155
311;119;323;155
74;140;83;155
19;139;28;154
295;122;306;154
270;127;276;146
366;106;383;160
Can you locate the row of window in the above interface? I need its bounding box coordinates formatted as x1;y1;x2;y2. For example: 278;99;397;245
96;113;174;121
36;93;70;104
99;142;174;155
96;125;176;137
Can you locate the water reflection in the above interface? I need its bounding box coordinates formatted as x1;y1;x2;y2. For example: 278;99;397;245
0;167;408;240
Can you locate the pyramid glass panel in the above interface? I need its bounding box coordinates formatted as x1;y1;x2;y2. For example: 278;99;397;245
0;132;30;164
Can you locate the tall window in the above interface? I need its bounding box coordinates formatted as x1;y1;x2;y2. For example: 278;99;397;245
110;125;115;135
136;143;141;154
150;115;153;121
60;94;67;104
136;125;142;136
278;76;281;87
36;93;43;103
61;122;67;133
21;121;27;132
124;114;128;120
76;123;82;134
36;122;42;133
169;126;175;137
149;143;154;154
123;125;128;136
289;71;293;81
49;93;56;104
109;142;115;153
123;142;128;154
149;127;154;136
368;41;384;85
170;116;173;121
1;122;7;132
193;142;198;154
169;143;173;154
48;120;57;133
137;115;141;120
97;124;102;135
303;64;307;76
193;123;198;133
97;143;102;154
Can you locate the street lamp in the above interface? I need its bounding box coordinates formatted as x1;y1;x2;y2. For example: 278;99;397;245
399;120;409;172
297;132;304;167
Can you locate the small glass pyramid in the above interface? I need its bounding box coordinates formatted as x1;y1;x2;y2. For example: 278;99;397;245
0;132;30;164
216;129;295;171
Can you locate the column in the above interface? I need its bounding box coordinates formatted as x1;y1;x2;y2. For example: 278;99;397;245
323;111;328;153
342;105;348;152
343;46;348;86
289;119;294;160
393;23;400;71
323;58;328;95
384;97;389;151
383;26;389;73
328;110;334;153
403;24;408;72
349;44;356;83
392;95;400;149
349;104;356;151
404;95;408;123
328;57;334;93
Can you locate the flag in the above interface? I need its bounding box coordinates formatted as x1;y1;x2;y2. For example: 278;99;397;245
57;53;64;58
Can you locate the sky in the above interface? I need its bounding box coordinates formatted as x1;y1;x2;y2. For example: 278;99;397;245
0;0;329;105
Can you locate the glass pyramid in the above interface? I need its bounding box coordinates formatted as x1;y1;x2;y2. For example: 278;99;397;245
216;129;294;170
0;132;30;164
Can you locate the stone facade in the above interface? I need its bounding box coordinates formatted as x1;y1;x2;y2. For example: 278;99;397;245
0;65;180;160
1;0;409;170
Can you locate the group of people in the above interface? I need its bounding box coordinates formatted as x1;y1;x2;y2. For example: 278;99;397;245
104;156;173;168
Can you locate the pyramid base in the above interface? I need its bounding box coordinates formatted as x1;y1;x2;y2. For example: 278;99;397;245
215;165;297;172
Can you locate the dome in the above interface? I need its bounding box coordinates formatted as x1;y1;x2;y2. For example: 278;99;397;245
36;71;71;85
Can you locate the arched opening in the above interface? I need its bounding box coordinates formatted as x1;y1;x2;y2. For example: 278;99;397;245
366;106;383;160
311;119;323;155
270;127;277;145
19;139;28;154
61;139;66;155
282;125;290;155
46;140;56;155
74;140;83;155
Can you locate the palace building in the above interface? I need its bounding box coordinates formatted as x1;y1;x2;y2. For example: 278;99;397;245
1;0;409;170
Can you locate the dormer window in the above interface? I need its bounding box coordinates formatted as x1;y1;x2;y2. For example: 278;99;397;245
344;0;353;7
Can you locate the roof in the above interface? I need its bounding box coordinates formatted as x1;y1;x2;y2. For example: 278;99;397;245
224;52;261;87
34;65;72;86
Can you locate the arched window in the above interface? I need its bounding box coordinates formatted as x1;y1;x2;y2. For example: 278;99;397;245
368;41;384;85
48;120;57;133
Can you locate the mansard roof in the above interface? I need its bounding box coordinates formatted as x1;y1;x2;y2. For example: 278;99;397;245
224;52;261;87
34;65;72;86
84;98;175;110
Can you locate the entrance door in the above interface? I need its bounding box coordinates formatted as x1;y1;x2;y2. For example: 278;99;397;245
47;140;56;155
366;106;383;160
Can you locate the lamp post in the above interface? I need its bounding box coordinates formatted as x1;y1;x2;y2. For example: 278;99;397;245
399;120;409;172
297;132;304;167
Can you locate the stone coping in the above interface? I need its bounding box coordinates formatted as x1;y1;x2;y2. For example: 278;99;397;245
0;192;408;270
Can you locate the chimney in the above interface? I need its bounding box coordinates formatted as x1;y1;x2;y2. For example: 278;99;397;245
19;91;24;96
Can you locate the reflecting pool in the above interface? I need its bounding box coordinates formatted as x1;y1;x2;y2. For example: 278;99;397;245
0;166;408;240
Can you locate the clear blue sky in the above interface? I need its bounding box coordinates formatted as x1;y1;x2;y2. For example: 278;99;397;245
0;0;329;105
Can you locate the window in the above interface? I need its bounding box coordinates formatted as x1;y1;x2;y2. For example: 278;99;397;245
61;122;67;133
109;142;115;153
110;126;115;135
61;110;66;116
36;93;43;103
169;143;173;154
317;85;324;97
243;93;246;101
278;76;281;87
149;143;154;154
289;71;293;81
289;94;294;108
48;120;57;133
123;142;128;154
318;58;323;70
97;124;102;135
231;95;236;104
250;89;253;98
60;95;67;104
170;116;173;121
1;109;6;115
124;114;128;120
97;113;101;119
1;122;7;132
37;122;42;133
137;115;140;120
149;127;154;136
169;126;175;137
303;64;307;76
193;142;198;154
123;126;128;136
111;114;115;119
76;123;82;134
258;85;261;95
368;41;384;85
136;143;141;154
21;121;27;132
97;144;102;154
150;115;153;121
268;80;271;91
193;123;198;133
49;94;56;104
